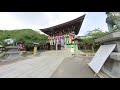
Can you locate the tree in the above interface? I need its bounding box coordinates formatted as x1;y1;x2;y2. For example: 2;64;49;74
0;29;48;48
79;28;108;53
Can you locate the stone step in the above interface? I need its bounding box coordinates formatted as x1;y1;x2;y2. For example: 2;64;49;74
95;31;120;52
97;67;117;78
95;31;120;43
110;52;120;61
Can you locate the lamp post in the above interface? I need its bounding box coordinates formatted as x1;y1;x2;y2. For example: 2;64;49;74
72;37;80;56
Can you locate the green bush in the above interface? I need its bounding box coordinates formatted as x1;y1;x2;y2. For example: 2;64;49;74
0;29;48;47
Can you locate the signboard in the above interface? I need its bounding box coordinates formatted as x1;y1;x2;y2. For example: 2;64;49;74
88;44;116;73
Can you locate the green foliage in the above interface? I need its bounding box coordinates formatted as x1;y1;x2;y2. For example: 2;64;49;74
0;29;48;47
85;28;108;45
86;28;108;39
79;28;109;52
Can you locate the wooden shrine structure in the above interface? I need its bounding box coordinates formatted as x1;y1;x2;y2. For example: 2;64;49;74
39;14;86;50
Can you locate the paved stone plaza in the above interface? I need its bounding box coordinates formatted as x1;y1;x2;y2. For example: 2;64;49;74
0;50;98;78
51;56;98;78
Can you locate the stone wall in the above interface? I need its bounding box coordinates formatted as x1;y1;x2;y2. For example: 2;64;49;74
95;31;120;78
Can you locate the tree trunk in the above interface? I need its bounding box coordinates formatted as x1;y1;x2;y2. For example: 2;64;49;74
91;45;94;53
84;45;87;52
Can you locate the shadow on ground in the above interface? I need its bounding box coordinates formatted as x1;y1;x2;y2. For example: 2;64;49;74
51;56;99;78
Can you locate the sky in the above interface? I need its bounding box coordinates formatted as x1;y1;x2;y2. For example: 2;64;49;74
0;12;108;36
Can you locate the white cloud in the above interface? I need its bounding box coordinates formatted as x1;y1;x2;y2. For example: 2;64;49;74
0;12;108;36
44;12;85;27
0;12;24;30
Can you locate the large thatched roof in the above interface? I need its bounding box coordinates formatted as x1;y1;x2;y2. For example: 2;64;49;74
40;14;86;35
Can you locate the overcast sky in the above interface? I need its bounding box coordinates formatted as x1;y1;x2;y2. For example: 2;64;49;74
0;12;108;36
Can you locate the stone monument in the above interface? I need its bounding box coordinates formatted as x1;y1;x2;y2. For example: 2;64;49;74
5;46;24;60
95;31;120;78
89;12;120;78
4;39;25;61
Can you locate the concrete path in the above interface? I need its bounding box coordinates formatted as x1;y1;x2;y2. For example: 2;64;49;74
0;50;69;78
51;56;99;78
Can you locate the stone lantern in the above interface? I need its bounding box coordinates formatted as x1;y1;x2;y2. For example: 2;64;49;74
72;36;81;55
74;39;80;45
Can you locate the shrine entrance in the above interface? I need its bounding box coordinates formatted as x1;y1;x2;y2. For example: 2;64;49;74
40;14;86;51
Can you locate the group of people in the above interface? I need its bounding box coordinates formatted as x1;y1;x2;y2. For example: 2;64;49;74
48;33;75;46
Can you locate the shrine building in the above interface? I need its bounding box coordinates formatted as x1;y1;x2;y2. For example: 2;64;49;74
39;14;86;50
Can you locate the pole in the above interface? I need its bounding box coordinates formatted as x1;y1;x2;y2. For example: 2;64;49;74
34;46;37;55
56;43;58;50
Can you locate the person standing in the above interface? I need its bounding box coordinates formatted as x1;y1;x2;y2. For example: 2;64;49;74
70;47;74;55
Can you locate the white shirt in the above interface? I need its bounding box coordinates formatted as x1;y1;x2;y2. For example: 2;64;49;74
70;47;74;53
